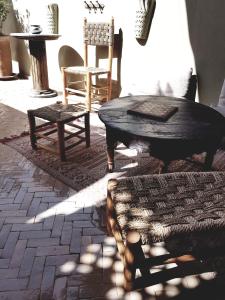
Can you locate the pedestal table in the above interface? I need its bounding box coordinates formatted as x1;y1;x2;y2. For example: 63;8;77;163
11;33;60;98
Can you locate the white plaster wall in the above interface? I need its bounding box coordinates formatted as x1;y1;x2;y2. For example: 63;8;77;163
10;0;196;100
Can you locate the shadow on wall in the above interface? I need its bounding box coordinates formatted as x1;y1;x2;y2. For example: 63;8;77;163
185;0;225;105
113;28;123;98
58;45;84;86
58;45;84;68
126;69;197;102
96;28;123;99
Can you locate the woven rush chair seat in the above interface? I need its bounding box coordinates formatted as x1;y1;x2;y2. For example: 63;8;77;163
27;102;90;161
107;172;225;291
64;66;109;75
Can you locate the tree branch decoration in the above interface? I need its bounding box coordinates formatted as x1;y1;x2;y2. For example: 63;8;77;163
0;0;10;35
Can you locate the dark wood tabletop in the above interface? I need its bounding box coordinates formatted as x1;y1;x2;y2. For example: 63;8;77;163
98;95;225;172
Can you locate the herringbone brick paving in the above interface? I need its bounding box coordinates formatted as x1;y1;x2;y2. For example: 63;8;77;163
1;79;225;300
0;80;122;300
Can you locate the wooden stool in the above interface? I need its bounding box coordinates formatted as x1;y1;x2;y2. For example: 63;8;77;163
107;172;225;291
27;102;90;161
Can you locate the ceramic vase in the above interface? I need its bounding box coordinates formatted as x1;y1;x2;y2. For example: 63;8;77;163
30;25;42;34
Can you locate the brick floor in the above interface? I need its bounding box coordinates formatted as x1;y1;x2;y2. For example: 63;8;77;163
0;79;225;299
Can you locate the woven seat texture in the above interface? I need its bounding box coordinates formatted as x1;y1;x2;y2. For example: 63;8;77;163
65;66;108;75
110;172;225;255
31;103;87;122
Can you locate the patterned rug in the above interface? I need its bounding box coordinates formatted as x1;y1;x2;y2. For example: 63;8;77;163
3;125;225;207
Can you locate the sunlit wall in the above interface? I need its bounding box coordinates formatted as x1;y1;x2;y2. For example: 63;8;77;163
4;0;225;105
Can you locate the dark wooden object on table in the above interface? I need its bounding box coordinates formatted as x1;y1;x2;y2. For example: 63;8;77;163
27;102;90;161
98;95;225;172
10;33;60;97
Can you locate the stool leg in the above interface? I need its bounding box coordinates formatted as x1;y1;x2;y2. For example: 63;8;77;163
62;67;68;105
125;232;150;291
85;112;90;147
204;148;216;170
159;160;169;173
27;110;37;150
57;121;66;161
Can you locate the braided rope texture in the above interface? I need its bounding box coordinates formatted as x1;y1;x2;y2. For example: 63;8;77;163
29;103;87;122
110;172;225;255
135;10;149;39
84;22;114;46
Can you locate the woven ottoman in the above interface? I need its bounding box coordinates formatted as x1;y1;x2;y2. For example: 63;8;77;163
107;172;225;291
27;102;90;161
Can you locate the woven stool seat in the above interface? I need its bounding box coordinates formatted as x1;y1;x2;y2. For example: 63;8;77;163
27;102;90;161
107;171;225;290
30;103;88;122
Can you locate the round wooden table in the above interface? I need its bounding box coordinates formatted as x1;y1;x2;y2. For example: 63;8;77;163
11;33;60;98
98;95;225;172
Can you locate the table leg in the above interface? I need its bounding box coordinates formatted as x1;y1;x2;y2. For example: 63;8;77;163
106;128;117;172
27;110;37;150
29;40;57;98
204;148;216;170
159;160;169;173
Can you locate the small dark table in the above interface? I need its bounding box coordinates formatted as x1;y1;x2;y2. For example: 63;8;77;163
98;95;225;172
11;33;60;98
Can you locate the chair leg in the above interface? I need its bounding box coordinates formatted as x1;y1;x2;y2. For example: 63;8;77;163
107;71;112;101
57;121;66;161
85;112;90;147
86;72;92;112
61;67;68;105
27;110;37;150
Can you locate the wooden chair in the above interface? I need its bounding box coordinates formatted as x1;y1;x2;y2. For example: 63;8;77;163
62;17;114;112
107;172;225;291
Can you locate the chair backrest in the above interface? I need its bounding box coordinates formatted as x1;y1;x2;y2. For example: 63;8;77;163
83;17;114;71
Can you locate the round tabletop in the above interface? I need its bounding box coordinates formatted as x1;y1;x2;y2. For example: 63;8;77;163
10;33;60;41
98;95;225;164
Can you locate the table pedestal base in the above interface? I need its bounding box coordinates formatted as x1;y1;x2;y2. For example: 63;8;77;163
30;89;58;98
0;73;18;81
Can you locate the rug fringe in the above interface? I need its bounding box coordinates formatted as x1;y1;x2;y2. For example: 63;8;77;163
0;131;29;144
0;123;57;144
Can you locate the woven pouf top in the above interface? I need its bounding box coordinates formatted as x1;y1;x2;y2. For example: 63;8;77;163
109;172;225;256
28;102;88;122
